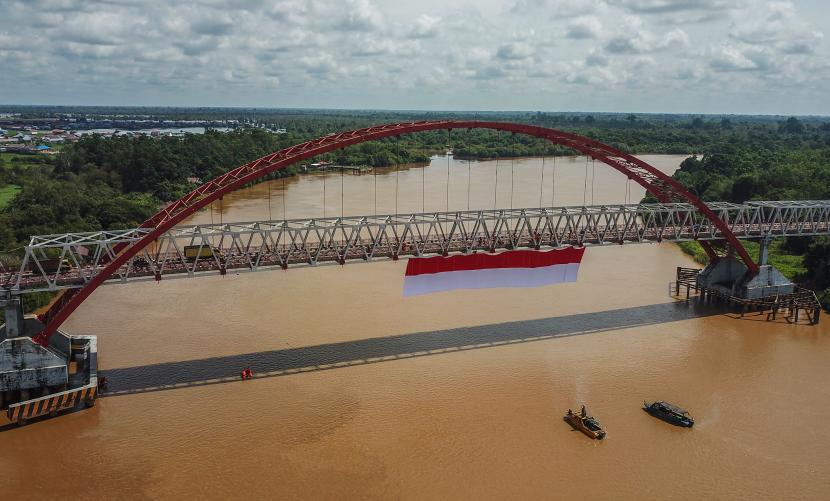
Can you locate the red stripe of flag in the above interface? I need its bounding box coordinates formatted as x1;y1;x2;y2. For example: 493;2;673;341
404;247;585;276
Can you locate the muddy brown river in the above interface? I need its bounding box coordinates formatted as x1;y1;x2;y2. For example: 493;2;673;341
2;155;828;500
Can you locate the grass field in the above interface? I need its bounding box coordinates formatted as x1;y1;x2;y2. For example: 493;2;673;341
0;151;52;169
0;184;21;209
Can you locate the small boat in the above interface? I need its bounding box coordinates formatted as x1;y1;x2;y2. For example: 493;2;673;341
643;400;694;427
564;405;606;440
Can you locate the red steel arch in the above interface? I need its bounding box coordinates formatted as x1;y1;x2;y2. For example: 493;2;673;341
34;121;756;344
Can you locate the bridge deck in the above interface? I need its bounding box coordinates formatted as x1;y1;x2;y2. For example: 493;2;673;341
2;201;829;293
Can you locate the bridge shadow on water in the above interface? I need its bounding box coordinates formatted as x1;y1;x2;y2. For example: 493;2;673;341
99;301;723;397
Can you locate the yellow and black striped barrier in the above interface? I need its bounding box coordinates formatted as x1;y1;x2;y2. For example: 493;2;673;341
7;384;97;424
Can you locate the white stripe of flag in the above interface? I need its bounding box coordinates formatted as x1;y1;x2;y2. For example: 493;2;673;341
403;247;585;297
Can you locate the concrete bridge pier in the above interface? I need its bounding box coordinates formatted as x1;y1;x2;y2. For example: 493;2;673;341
758;234;772;267
1;290;24;341
697;254;794;300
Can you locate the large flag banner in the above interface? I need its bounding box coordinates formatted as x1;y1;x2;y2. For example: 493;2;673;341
403;247;585;297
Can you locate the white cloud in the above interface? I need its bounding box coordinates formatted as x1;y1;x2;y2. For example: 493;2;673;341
584;50;608;67
729;0;824;56
338;0;384;32
608;0;742;14
510;0;600;18
408;15;441;39
0;0;827;113
566;16;602;39
709;44;771;71
604;17;689;54
496;42;534;60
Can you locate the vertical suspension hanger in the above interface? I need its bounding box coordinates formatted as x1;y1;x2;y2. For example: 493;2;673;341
467;157;471;212
282;174;287;222
322;166;327;219
623;176;628;205
219;197;223;262
510;134;515;249
340;164;344;220
493;130;499;213
421;135;426;213
268;176;273;221
551;149;556;207
395;153;399;218
539;153;545;209
373;157;378;217
209;200;215;249
446;128;451;213
396;136;404;214
510;140;515;210
591;158;596;206
583;155;589;207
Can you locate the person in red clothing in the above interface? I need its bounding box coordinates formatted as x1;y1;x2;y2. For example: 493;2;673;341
240;367;254;380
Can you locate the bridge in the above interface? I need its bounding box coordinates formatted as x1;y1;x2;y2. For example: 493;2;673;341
3;199;829;293
0;119;828;344
2;119;829;424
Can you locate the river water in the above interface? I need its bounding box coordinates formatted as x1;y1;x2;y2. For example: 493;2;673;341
2;155;829;500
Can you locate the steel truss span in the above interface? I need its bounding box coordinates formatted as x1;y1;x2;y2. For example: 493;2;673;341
23;120;773;341
5;200;829;294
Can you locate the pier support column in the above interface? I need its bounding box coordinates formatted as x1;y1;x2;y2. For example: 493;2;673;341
759;234;772;266
1;290;25;341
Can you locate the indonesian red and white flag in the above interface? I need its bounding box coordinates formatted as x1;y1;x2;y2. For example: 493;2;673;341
403;247;585;296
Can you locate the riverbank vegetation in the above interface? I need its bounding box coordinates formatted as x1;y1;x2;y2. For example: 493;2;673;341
666;120;830;310
676;239;807;279
1;109;829;316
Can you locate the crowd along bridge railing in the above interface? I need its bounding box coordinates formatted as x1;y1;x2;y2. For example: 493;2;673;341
3;199;829;294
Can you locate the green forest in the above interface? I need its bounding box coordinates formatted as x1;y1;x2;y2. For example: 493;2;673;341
1;109;829;316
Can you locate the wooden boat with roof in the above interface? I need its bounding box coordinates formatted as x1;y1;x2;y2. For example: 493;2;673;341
643;400;694;427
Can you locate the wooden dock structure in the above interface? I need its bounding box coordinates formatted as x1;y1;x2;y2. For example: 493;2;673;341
672;267;822;325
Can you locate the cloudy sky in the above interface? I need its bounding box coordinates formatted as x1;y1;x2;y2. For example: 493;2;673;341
0;0;827;114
